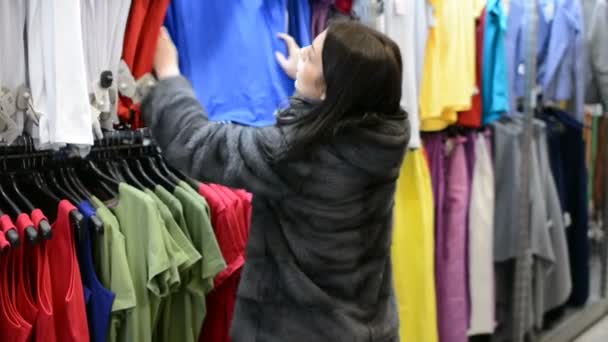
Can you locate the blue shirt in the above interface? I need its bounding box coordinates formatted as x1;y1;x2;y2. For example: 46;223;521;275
506;0;585;120
165;0;295;126
77;201;115;342
288;0;312;48
482;0;509;124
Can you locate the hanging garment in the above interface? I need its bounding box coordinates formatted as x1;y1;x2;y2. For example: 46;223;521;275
459;8;486;128
335;0;353;13
77;202;116;342
491;119;557;341
420;0;478;131
382;0;430;148
199;183;251;342
287;0;312;47
507;0;585;120
164;0;292;127
353;0;382;29
392;148;438;342
462;131;477;324
437;137;471;342
119;0;171;129
111;183;174;342
481;0;509;124
593;116;608;219
29;209;56;342
153;185;203;342
143;75;408;342
0;216;33;342
583;0;608;111
535;123;572;314
89;197;137;342
48;201;90;342
165;183;225;342
26;0;94;148
144;187;199;342
11;215;39;339
311;0;334;37
467;132;496;335
542;108;590;307
81;0;132;131
0;1;27;144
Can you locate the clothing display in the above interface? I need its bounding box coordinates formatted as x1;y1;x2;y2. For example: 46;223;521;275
1;1;607;342
0;132;252;342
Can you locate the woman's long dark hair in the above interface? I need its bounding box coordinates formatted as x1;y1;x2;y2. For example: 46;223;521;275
276;21;405;160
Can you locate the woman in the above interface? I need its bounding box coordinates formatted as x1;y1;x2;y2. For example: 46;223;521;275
144;21;409;342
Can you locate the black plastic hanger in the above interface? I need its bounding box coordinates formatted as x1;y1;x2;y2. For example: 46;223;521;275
0;182;39;245
0;149;38;245
132;158;156;189
119;158;145;190
144;156;176;190
10;174;52;240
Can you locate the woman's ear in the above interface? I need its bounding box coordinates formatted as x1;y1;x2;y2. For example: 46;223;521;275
320;92;326;101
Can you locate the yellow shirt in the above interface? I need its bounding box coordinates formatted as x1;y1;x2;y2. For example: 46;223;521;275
420;0;477;131
392;149;438;342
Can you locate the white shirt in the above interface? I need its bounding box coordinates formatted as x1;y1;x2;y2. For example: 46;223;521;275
26;0;93;149
381;0;431;148
468;133;496;335
0;1;27;143
81;0;131;133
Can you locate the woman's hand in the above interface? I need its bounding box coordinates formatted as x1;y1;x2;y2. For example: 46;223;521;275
154;27;181;79
275;33;300;80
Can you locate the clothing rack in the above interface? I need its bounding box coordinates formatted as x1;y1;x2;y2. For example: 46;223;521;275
0;129;154;162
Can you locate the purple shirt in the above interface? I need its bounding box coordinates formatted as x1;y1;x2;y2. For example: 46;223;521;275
311;0;334;37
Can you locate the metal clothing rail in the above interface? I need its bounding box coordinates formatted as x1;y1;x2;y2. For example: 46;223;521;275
0;129;154;162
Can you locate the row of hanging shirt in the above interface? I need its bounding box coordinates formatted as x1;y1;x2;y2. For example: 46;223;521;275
0;135;251;342
0;0;159;151
349;0;608;147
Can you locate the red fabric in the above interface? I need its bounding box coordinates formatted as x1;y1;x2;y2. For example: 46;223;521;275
0;225;32;341
198;184;252;342
13;214;39;335
200;273;240;342
458;8;486;128
119;0;171;129
335;0;353;13
48;201;90;342
0;214;17;238
29;209;56;342
198;183;247;285
31;209;48;230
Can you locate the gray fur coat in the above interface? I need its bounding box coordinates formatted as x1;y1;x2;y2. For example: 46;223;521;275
142;76;410;342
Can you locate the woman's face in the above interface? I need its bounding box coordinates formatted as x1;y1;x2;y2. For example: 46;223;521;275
295;31;327;101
